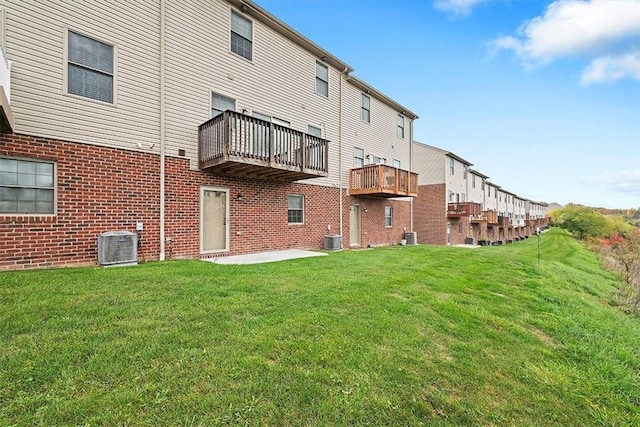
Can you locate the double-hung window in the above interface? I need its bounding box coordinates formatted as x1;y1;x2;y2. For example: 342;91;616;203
308;125;322;138
449;158;455;175
68;31;113;103
397;114;405;139
361;94;370;123
288;195;304;224
354;147;364;168
316;61;329;97
393;159;401;169
0;158;55;214
211;92;236;117
231;11;252;60
384;206;393;227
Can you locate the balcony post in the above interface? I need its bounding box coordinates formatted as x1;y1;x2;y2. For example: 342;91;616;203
222;112;230;161
269;120;275;166
301;133;306;171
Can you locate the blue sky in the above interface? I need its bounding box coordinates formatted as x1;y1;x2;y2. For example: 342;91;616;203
255;0;640;209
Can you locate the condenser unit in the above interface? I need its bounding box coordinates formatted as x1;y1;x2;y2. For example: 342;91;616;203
98;231;138;266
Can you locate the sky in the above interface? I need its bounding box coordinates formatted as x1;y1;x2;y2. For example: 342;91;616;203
254;0;640;209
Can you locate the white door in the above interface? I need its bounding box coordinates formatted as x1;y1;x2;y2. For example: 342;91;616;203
201;187;229;253
446;222;451;245
350;205;361;247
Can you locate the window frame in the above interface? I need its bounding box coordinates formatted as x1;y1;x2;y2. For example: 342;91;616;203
211;91;236;117
0;157;56;215
287;194;305;225
397;114;405;139
67;30;114;104
393;159;401;169
354;147;364;168
449;158;455;175
361;94;371;123
308;125;322;138
315;61;329;97
384;206;393;227
230;10;253;61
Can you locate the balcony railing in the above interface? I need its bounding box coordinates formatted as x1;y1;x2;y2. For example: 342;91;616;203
447;202;481;218
198;110;328;181
482;210;498;224
0;44;14;132
498;215;509;227
349;164;418;197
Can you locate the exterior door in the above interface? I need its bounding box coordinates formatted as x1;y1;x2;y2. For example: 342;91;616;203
350;205;361;247
201;187;229;253
446;222;451;245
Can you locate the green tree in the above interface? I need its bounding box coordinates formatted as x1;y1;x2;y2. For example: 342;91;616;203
551;205;612;240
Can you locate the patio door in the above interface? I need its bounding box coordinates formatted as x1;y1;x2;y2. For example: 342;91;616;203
201;187;229;253
350;205;361;247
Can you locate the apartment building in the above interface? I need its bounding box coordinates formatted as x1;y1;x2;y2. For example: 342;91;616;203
0;0;418;270
413;141;547;245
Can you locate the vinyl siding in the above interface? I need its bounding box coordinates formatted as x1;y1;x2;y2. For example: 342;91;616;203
446;157;468;204
1;0;161;152
413;142;445;184
468;172;485;208
485;184;499;211
342;79;411;187
164;0;340;187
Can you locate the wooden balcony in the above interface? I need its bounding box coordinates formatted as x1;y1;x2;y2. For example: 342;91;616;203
447;202;481;218
482;210;499;225
198;111;329;181
349;164;418;198
498;215;509;227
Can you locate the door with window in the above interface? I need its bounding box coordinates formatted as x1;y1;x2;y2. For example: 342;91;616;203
350;205;361;247
201;187;229;253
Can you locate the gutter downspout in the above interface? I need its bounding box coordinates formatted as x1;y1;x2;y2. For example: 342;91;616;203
409;118;414;233
339;66;348;247
159;0;166;261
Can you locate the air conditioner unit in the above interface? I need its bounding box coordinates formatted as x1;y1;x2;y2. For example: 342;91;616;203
404;232;417;245
324;235;342;250
98;231;138;266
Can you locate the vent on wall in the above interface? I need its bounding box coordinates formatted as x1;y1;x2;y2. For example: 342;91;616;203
98;231;138;266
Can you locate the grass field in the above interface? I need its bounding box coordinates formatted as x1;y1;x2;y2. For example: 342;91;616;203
1;228;639;425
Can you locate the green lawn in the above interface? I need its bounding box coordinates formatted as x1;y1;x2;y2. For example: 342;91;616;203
1;228;639;426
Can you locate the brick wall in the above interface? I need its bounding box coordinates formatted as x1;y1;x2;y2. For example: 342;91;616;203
0;134;160;270
414;183;447;245
1;134;412;270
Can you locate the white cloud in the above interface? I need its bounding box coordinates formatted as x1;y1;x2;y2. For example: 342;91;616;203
581;51;640;84
601;169;640;197
433;0;486;17
491;0;640;82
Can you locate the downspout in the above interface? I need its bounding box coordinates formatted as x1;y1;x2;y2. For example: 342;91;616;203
339;66;348;247
159;0;166;261
409;118;414;233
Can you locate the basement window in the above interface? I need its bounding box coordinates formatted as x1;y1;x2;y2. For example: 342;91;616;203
0;158;55;214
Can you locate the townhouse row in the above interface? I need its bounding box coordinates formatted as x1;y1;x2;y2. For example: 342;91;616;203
0;0;547;270
413;143;549;246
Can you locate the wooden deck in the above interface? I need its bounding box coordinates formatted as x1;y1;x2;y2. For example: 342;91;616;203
349;164;418;198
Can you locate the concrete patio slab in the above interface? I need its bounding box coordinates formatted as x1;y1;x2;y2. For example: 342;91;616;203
203;249;328;265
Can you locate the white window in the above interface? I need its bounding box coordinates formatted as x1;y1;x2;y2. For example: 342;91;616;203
211;92;236;117
384;206;393;227
68;31;113;103
449;158;454;175
308;125;322;138
397;114;405;138
316;61;329;97
463;166;468;179
370;155;386;165
393;159;401;169
0;158;55;214
288;195;304;224
361;94;370;123
448;190;454;202
354;147;364;167
231;11;252;60
472;174;476;188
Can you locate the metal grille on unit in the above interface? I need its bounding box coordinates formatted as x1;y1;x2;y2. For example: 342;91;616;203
97;231;138;266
